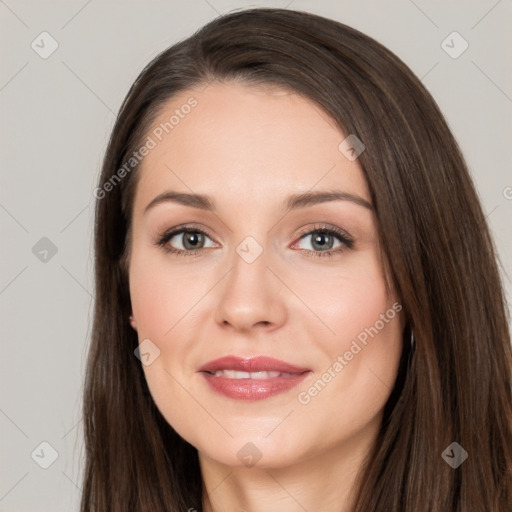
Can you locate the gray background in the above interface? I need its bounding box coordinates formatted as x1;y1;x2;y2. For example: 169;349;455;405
1;1;511;510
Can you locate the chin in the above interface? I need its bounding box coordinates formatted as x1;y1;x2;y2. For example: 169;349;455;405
189;426;318;470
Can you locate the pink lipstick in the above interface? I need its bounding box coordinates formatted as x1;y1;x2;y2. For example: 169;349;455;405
198;355;311;401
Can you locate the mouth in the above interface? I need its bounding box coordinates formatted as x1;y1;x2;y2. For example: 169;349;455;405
203;369;302;379
198;356;311;400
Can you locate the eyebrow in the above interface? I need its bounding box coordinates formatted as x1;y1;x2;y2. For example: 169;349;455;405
143;190;373;215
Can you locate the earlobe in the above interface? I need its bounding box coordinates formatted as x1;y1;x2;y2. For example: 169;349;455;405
129;313;137;330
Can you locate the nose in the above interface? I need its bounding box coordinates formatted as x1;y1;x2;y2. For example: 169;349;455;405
214;243;288;333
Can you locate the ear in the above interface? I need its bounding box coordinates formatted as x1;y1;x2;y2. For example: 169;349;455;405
129;313;137;330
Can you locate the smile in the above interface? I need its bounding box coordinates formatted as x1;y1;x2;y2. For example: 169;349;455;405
205;370;299;379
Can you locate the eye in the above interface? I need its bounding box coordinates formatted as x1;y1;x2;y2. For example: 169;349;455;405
293;224;354;259
155;224;216;257
155;223;354;259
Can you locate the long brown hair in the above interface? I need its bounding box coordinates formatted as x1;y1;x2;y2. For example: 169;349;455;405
81;8;512;511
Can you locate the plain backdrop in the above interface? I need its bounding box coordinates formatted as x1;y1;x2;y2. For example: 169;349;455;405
1;1;511;510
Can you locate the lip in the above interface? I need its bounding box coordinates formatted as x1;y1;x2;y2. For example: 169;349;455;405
198;356;311;401
198;355;310;374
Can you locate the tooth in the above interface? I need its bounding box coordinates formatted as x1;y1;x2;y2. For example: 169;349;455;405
249;371;267;379
209;370;292;380
218;370;251;379
251;371;280;379
210;370;297;379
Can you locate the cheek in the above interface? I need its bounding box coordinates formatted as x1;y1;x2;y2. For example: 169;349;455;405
129;251;202;340
329;274;391;345
300;249;395;350
298;251;404;417
128;254;207;437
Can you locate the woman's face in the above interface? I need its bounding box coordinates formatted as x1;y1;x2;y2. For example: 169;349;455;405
128;82;404;468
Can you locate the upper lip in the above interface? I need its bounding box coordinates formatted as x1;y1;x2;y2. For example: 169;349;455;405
198;356;310;374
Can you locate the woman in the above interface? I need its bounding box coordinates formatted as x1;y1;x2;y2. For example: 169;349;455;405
82;7;512;511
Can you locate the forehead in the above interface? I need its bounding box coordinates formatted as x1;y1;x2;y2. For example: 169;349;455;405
133;82;370;212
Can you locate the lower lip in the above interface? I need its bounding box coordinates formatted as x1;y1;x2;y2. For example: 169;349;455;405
200;372;310;400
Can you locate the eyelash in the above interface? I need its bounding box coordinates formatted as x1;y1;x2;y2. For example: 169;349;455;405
155;223;354;259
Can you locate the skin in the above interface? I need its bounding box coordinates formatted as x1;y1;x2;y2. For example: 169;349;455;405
128;82;404;512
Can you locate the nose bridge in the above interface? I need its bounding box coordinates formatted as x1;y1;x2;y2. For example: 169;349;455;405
228;232;274;302
233;234;269;281
214;232;286;330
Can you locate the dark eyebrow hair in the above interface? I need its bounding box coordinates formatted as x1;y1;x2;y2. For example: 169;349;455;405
143;190;373;215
